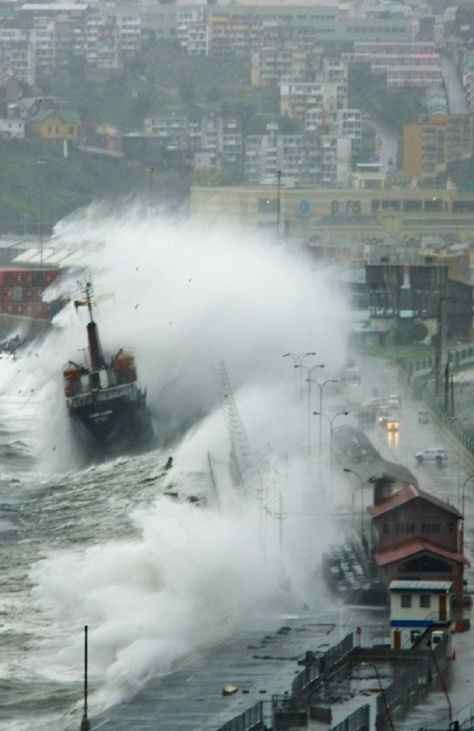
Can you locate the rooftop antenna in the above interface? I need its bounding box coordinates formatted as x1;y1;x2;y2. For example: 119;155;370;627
80;625;91;731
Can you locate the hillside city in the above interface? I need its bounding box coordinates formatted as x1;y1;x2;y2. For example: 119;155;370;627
0;0;474;231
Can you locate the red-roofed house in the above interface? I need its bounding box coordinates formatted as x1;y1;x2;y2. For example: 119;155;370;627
368;484;467;597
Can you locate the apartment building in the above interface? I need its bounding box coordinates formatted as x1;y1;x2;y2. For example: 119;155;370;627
144;115;190;149
84;16;119;71
352;41;442;88
0;28;35;85
199;114;243;165
31;20;56;76
183;5;412;55
280;80;348;119
245;131;321;187
251;45;323;87
463;72;474;113
0;4;142;78
143;113;243;166
0;117;25;138
177;7;208;55
403;114;474;180
244;122;350;187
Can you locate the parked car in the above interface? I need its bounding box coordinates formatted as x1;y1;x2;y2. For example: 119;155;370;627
388;394;401;411
418;410;429;424
415;447;447;465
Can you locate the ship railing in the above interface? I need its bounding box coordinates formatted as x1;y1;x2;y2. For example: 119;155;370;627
66;381;138;408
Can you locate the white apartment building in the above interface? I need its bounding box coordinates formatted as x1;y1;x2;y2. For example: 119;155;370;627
180;21;209;56
144;116;190;148
177;7;206;53
251;45;323;86
352;41;442;89
320;134;351;187
304;108;361;149
31;20;56;75
84;16;120;70
463;71;474;112
280;80;348;119
0;7;142;80
0;29;35;85
201;115;242;163
0;118;25;138
244;123;348;187
116;14;141;58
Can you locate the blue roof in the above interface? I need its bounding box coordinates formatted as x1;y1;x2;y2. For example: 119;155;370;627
389;580;452;593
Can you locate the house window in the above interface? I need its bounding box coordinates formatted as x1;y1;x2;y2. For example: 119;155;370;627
420;594;431;608
401;594;412;608
69;126;74;134
421;523;440;534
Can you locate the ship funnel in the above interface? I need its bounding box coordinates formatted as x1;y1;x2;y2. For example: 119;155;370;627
87;321;103;371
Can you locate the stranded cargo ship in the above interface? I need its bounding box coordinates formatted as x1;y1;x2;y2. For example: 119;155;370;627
63;283;154;458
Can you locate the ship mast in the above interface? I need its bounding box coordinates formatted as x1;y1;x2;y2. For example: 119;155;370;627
83;283;104;371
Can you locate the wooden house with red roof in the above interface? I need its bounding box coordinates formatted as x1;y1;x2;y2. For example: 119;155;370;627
368;484;468;597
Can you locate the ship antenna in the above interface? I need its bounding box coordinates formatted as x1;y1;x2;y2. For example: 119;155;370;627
85;282;94;323
80;625;91;731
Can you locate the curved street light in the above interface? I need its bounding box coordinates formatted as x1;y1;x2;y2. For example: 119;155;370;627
282;351;317;365
314;379;339;459
295;363;325;454
313;410;349;477
282;351;317;399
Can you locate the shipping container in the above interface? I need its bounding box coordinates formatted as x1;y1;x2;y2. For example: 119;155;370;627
0;267;61;320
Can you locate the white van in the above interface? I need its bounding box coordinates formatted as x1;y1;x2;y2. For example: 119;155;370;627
415;447;447;465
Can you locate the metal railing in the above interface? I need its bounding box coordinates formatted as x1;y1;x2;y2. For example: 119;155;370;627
291;633;354;701
216;701;264;731
331;704;370;731
217;632;450;731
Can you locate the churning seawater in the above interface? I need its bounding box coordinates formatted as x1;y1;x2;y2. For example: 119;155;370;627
0;207;351;729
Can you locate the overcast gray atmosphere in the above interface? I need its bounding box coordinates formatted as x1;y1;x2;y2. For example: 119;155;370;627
1;1;474;730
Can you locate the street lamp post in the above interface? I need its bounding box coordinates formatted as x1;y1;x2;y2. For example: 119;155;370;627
282;351;317;396
314;410;349;477
435;294;458;400
146;166;154;212
276;169;281;238
316;379;339;460
343;467;364;540
295;363;325;454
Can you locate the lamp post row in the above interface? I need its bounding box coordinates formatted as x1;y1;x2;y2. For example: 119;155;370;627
282;353;344;457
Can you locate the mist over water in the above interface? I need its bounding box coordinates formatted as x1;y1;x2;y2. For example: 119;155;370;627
1;206;351;725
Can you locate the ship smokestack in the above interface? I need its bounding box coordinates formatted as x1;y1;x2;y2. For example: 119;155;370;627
87;321;103;371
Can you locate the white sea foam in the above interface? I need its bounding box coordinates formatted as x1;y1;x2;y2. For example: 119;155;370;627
17;205;350;716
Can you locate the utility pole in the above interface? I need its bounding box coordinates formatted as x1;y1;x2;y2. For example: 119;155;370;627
37;159;46;265
276;169;281;238
80;625;91;731
444;359;450;413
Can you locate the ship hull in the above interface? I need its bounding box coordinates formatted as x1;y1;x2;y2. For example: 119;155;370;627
68;392;155;458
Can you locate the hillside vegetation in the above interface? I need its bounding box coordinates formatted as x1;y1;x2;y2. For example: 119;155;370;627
0;139;190;234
